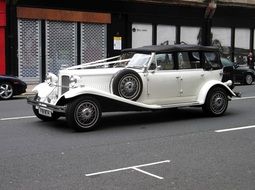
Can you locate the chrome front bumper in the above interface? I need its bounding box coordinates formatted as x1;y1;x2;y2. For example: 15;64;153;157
27;96;66;113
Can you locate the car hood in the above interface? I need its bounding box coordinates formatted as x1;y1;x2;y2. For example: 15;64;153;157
236;66;255;73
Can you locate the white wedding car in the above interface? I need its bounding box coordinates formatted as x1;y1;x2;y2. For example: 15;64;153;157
28;45;237;131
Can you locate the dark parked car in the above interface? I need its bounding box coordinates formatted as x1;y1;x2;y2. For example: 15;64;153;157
0;75;27;100
221;58;255;85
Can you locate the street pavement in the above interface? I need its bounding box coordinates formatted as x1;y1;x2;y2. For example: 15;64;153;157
1;85;255;190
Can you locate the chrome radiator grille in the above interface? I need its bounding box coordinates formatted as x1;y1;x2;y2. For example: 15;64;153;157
61;76;70;94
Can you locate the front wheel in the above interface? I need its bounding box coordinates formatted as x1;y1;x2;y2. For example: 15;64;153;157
66;96;102;132
202;87;228;116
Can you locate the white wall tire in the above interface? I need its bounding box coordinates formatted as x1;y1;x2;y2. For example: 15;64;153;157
66;96;101;132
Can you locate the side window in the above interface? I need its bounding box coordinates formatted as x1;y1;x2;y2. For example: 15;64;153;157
190;52;202;69
178;51;202;70
155;53;174;70
204;52;222;70
178;52;191;69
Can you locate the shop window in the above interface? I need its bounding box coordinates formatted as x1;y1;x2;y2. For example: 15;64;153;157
234;28;250;65
180;26;200;45
211;27;231;59
157;25;176;45
132;23;152;48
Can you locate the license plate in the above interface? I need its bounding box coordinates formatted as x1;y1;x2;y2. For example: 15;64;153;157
38;107;52;117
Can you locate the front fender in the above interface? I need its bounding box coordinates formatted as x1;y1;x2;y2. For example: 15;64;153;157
63;87;113;99
32;82;55;98
197;80;236;104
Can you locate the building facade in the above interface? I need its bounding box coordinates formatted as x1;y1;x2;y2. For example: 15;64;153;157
0;0;6;75
4;0;255;83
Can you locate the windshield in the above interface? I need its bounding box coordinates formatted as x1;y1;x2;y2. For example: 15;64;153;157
127;53;151;69
221;58;233;67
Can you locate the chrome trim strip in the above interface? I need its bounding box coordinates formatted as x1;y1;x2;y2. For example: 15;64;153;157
27;97;66;113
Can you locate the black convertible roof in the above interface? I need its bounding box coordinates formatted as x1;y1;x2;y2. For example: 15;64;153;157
122;44;218;54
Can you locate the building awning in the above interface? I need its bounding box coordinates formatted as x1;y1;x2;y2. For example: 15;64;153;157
17;7;111;24
118;0;255;8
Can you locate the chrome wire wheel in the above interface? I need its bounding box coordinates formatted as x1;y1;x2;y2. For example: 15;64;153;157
0;83;13;99
65;96;102;132
75;101;100;129
210;91;227;115
118;74;141;100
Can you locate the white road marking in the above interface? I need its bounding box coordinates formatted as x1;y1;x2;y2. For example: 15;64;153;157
85;160;170;179
132;167;164;180
0;116;36;121
215;125;255;133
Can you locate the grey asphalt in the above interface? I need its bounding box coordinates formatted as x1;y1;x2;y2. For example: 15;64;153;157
1;85;255;190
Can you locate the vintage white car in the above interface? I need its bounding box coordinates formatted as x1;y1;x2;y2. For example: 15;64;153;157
27;45;238;131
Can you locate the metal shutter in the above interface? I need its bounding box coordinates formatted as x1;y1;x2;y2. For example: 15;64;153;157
46;21;77;75
81;23;107;64
18;19;41;83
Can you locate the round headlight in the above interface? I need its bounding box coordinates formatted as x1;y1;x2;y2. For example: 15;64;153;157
46;73;58;83
70;75;80;88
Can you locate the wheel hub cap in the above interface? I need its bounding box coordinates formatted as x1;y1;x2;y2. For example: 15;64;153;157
75;101;99;128
246;75;252;84
0;84;13;98
119;75;140;99
124;81;135;93
215;97;223;107
81;108;93;119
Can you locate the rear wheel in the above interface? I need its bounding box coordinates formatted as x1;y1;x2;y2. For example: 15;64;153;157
202;87;228;116
244;73;253;85
66;96;102;132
